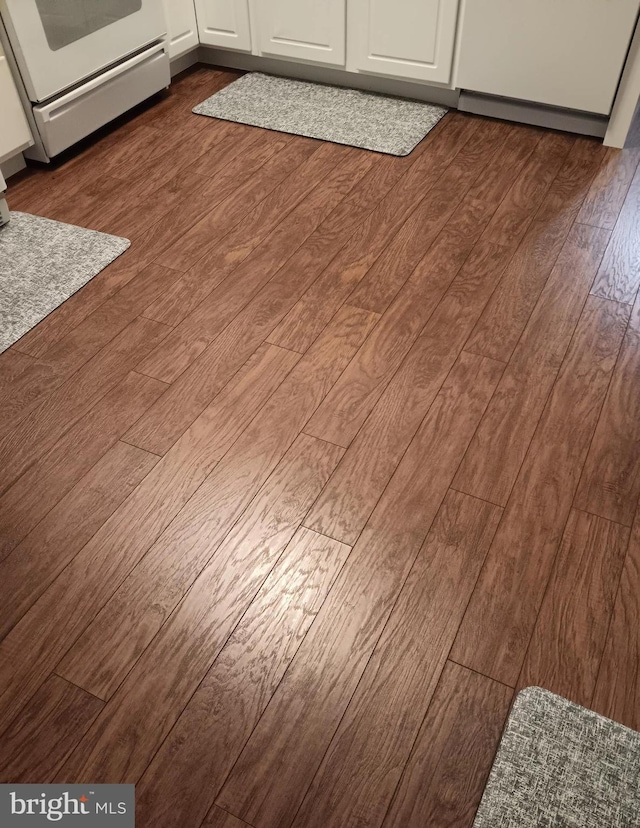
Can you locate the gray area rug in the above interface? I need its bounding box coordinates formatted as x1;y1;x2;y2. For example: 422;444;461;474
0;212;130;354
193;72;447;156
474;687;640;827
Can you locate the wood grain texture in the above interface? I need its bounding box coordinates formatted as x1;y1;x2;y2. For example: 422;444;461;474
158;133;305;272
382;662;513;828
481;131;573;247
0;371;166;558
137;146;373;385
0;356;64;442
0;345;297;730
58;307;373;700
267;114;476;353
451;295;630;686
346;119;508;314
218;353;503;828
0;676;103;784
518;509;629;706
291;490;502;828
304;241;513;544
126;157;381;443
467;138;607;363
574;293;640;525
142;142;370;329
578;145;640;230
135;527;351;828
592;513;640;730
591;162;640;303
0;317;170;497
0;442;158;640
305;180;509;449
57;435;344;783
454;224;611;507
39;263;183;376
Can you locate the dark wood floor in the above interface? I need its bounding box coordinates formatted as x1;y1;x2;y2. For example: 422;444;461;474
1;65;640;827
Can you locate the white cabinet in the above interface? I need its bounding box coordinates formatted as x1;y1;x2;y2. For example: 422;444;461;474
456;0;640;115
194;0;252;52
347;0;458;84
250;0;345;66
0;41;32;164
163;0;199;58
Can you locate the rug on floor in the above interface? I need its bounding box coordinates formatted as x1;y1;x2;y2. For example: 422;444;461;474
193;72;448;156
473;687;640;827
0;212;130;354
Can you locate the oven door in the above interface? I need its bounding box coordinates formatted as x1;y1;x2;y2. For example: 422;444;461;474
0;0;166;102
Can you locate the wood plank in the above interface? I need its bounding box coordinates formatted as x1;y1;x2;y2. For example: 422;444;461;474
0;344;297;730
218;352;503;828
346;119;509;314
135;527;351;828
467;137;607;363
142;143;372;328
58;307;374;699
0;356;64;443
454;224;611;507
574;293;640;525
480;131;574;247
382;662;513;828
592;513;640;730
451;295;630;687
56;435;344;783
304;241;514;544
266;114;477;353
0;316;170;496
0;442;158;640
125;181;386;454
40;264;183;376
591;162;640;303
137;146;374;384
0;371;166;559
577;146;640;230
518;509;629;706
305;191;507;449
158;134;310;272
464;123;541;206
290;490;502;828
0;675;103;784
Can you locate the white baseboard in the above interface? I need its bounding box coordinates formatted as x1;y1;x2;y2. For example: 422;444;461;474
197;47;460;108
170;48;200;78
459;92;608;138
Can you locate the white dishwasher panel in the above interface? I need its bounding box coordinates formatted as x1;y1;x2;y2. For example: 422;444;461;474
455;0;640;115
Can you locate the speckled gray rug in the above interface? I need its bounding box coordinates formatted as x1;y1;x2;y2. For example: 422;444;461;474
474;687;640;827
193;73;447;156
0;212;129;354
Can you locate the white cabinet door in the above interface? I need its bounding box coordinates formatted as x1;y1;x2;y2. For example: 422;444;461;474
456;0;640;115
0;45;33;164
347;0;458;83
163;0;199;58
251;0;346;66
194;0;252;51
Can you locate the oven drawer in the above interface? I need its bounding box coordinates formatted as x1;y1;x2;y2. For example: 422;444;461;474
32;42;169;157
